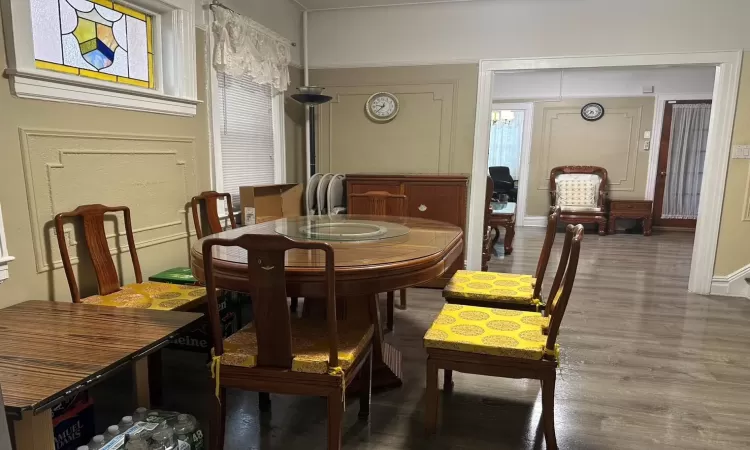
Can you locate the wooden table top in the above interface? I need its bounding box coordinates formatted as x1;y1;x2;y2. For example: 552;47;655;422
190;215;464;296
0;301;202;415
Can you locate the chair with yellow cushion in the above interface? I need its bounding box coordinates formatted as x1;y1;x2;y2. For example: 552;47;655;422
202;233;373;450
443;206;560;310
424;224;583;450
54;205;207;311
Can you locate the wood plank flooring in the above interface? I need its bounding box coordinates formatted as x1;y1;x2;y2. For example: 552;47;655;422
89;227;750;449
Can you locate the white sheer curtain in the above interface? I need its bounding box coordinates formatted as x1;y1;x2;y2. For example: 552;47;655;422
662;104;711;219
488;111;524;179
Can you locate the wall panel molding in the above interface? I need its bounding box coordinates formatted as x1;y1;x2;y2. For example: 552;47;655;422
19;128;198;273
317;82;458;174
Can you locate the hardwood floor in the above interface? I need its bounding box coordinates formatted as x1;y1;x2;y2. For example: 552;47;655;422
90;227;750;449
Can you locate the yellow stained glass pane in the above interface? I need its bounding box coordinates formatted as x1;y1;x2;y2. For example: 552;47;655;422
148;54;154;89
73;18;96;43
146;16;152;54
90;0;114;7
36;60;79;75
80;69;117;82
113;3;146;21
117;77;149;88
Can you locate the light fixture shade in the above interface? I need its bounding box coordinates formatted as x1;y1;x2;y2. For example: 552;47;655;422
291;86;333;105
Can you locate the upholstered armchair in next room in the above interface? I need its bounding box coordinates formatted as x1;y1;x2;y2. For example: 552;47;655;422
549;166;608;236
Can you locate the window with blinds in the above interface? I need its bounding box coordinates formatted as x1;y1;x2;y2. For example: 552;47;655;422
216;72;275;206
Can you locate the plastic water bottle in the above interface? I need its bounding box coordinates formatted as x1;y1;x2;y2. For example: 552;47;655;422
124;432;149;450
88;435;105;450
76;446;89;450
173;414;199;448
103;425;120;442
133;407;149;422
150;423;176;450
119;416;135;433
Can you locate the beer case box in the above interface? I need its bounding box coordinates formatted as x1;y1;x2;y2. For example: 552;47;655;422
148;267;197;285
52;392;94;450
239;184;303;225
169;294;241;352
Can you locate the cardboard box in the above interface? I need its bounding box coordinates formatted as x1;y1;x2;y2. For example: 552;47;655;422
52;392;94;450
239;184;303;225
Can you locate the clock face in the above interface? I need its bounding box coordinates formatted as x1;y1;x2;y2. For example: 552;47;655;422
581;103;605;121
366;92;399;122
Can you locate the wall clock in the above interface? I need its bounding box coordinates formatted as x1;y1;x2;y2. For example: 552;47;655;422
365;92;399;123
581;102;605;121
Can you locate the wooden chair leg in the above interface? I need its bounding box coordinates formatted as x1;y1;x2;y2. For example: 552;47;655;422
359;351;372;420
386;291;394;332
259;392;271;412
541;378;558;450
425;358;439;434
327;389;344;450
443;369;453;392
211;386;226;450
398;288;407;310
290;297;299;313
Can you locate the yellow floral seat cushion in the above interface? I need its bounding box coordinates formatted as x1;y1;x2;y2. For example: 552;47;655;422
81;281;207;311
220;319;374;374
443;270;539;305
424;304;551;360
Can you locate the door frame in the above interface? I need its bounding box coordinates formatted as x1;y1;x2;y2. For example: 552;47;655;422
489;102;534;226
468;51;743;294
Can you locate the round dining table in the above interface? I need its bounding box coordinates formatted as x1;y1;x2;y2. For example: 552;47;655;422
190;214;463;389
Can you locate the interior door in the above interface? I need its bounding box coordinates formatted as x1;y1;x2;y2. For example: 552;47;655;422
652;100;712;229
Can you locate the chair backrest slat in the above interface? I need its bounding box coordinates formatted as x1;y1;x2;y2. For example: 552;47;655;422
543;224;584;359
191;191;237;239
202;234;339;370
532;206;561;299
349;191;407;216
55;205;142;302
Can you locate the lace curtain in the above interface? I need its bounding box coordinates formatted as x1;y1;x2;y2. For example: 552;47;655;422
211;7;292;92
662;104;711;219
488;112;525;179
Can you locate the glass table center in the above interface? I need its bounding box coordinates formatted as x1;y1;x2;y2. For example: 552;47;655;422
275;216;410;241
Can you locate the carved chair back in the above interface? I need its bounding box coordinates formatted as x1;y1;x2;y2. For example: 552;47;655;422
532;206;561;299
202;234;340;370
349;191;407;217
543;224;584;361
191;191;237;239
54;205;142;302
549;166;608;211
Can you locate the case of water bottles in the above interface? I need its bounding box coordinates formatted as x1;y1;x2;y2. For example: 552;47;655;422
77;407;204;450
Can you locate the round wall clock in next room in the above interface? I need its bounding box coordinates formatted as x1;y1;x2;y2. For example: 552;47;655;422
581;102;605;121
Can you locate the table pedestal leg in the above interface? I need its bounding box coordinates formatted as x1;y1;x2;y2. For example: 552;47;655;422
13;410;55;450
134;357;151;408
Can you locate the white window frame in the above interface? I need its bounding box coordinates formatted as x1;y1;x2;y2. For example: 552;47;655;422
0;204;15;283
207;12;286;218
1;0;198;116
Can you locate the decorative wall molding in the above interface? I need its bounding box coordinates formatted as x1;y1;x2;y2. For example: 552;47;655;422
522;216;547;227
711;263;750;298
742;164;750;222
0;204;15;283
317;82;458;174
19;128;198;273
535;106;642;192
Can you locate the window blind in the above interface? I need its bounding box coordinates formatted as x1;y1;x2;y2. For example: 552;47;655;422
217;72;275;207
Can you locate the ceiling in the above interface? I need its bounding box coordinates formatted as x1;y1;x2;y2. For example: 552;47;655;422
294;0;479;12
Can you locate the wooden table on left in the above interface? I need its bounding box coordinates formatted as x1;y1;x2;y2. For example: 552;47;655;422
0;301;202;450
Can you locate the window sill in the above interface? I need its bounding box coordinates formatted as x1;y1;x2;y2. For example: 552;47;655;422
8;70;199;117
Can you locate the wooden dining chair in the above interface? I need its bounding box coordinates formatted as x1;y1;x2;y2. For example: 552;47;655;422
443;206;561;311
190;191;237;240
54;204;207;310
203;233;374;450
348;191;408;331
424;224;584;450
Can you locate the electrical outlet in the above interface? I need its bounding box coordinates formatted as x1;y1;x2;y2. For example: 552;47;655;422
732;145;750;159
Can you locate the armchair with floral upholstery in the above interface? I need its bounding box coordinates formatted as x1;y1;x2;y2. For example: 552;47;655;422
549;166;608;235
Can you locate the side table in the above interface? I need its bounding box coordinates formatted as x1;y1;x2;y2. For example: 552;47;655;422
489;202;516;255
608;200;653;236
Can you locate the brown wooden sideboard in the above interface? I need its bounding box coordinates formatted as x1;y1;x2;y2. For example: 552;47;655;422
346;174;469;287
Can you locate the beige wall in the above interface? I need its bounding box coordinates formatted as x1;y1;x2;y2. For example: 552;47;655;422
310;64;478;174
525;97;654;216
714;52;750;276
0;25;211;307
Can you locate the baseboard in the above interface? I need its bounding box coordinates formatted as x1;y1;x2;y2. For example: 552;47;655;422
711;264;750;297
522;216;547;227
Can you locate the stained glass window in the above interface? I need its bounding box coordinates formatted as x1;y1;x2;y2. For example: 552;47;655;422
30;0;154;89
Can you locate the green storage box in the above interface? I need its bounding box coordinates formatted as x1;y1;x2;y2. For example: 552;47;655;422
148;267;197;285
